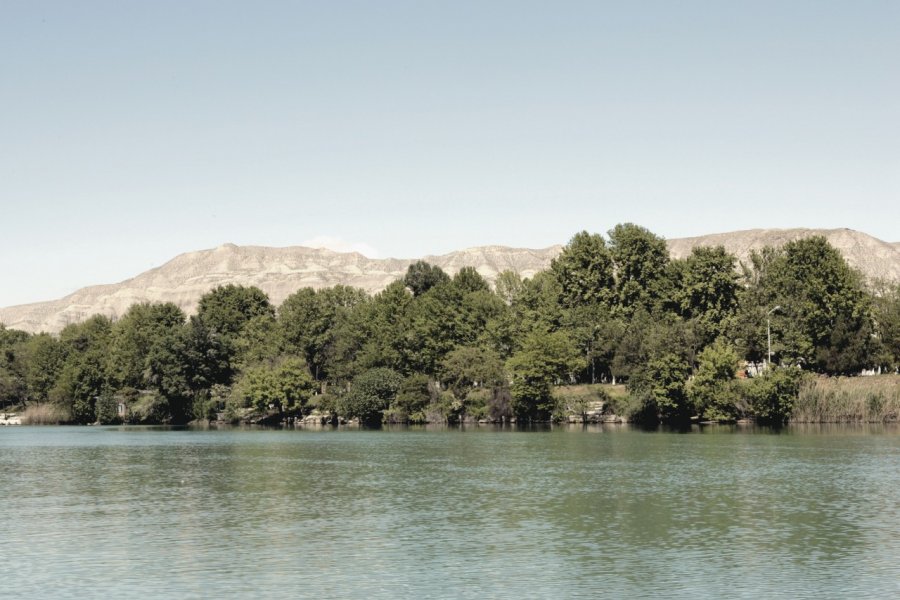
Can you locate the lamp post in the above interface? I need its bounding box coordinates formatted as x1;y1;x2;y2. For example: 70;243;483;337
767;305;781;369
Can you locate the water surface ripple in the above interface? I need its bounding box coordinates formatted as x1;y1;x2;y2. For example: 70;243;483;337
2;425;899;599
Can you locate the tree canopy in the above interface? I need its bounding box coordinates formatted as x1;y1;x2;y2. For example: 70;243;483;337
1;225;889;426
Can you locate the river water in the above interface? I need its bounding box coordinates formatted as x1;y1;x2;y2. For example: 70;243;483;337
1;425;899;599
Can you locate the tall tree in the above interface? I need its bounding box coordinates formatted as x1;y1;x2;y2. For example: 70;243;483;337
674;245;740;345
608;223;672;315
51;316;114;423
197;285;274;338
403;261;450;297
873;281;900;370
107;302;186;390
279;285;369;380
741;236;874;373
551;230;615;308
506;330;585;421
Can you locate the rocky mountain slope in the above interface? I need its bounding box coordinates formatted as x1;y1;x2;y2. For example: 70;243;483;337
0;244;562;333
667;228;900;282
2;228;898;334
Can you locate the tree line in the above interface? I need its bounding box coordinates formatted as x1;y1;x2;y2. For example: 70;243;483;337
2;223;900;426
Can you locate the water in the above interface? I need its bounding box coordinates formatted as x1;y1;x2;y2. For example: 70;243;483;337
2;425;899;599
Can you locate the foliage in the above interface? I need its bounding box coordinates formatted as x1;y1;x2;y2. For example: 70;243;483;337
746;367;805;424
440;346;506;421
628;352;693;423
452;267;490;294
674;246;739;345
686;341;742;421
230;357;315;414
107;302;186;390
50;316;113;423
872;281;900;370
279;285;368;381
507;330;585;421
338;367;403;424
197;285;274;337
551;231;614;308
390;373;433;423
403;261;450;297
1;223;892;427
494;270;523;305
608;223;672;315
740;237;873;374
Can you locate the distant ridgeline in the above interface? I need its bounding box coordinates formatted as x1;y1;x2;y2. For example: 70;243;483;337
2;227;900;336
1;224;899;427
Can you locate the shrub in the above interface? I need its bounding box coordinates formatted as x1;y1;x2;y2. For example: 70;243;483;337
746;367;805;424
338;368;403;425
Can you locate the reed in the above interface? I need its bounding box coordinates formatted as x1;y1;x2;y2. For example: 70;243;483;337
791;374;900;423
20;403;72;425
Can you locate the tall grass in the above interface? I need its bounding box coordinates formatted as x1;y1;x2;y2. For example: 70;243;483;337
20;403;72;425
792;375;900;423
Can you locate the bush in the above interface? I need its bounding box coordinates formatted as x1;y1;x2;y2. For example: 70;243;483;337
338;368;403;425
687;342;742;421
628;353;692;423
390;374;433;423
128;391;172;424
746;367;805;424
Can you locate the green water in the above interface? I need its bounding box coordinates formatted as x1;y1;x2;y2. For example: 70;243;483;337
2;425;899;599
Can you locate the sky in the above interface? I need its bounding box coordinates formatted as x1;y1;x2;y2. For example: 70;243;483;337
1;0;898;307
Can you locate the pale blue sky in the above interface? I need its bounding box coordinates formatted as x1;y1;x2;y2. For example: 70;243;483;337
2;1;898;307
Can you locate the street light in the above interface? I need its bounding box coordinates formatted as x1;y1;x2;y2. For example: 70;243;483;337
767;305;781;369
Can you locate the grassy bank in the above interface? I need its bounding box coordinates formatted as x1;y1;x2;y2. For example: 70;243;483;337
791;374;900;423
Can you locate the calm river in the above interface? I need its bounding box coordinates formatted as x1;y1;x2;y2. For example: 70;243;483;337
2;425;899;599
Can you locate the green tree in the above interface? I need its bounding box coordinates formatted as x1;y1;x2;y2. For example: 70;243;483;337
628;352;693;423
608;223;672;315
0;325;30;408
390;373;433;423
441;346;504;403
506;330;585;421
873;281;900;370
23;333;65;404
511;271;565;339
197;285;274;338
353;281;414;373
562;304;621;384
231;357;315;414
452;266;490;294
686;341;742;421
494;270;524;305
107;302;186;390
403;261;450;297
740;237;874;373
339;367;404;424
746;367;804;424
234;313;282;369
49;316;114;423
674;246;739;345
611;309;697;385
551;230;615;308
279;285;369;380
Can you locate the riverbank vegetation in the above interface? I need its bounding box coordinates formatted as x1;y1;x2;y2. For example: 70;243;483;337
2;223;900;426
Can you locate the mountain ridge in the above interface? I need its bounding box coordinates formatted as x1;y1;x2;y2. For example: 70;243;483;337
3;228;899;334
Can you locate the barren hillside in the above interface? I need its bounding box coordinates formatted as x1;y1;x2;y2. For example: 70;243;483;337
2;228;898;334
0;244;561;333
